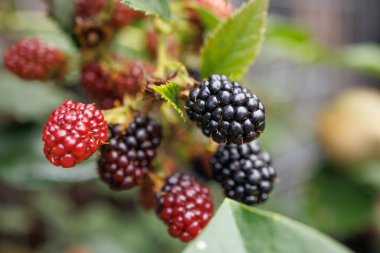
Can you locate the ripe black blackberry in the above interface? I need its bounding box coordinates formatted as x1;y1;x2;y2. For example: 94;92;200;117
186;74;265;144
210;141;277;205
98;116;162;190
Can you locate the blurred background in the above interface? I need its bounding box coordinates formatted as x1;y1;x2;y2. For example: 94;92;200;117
1;0;380;252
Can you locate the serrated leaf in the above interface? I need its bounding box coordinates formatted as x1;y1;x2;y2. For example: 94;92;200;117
151;82;186;122
183;199;353;253
200;0;268;79
122;0;171;19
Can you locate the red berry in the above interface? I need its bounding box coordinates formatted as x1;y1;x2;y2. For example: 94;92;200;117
156;173;214;242
42;100;108;168
80;59;154;109
98;117;162;190
75;0;143;28
80;61;121;109
4;38;68;80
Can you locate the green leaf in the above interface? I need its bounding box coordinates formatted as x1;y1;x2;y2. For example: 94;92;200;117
304;166;376;237
189;4;221;31
338;44;380;77
0;71;77;122
122;0;171;19
200;0;269;79
44;0;76;37
183;199;353;253
151;82;186;122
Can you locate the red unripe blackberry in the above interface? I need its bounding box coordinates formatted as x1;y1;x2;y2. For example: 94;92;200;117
210;141;277;205
80;59;154;109
80;61;121;109
75;0;143;28
186;74;265;144
156;172;214;242
4;38;68;80
42;100;108;168
98;116;162;190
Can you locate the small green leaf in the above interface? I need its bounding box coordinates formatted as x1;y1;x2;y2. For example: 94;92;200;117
188;4;222;31
200;0;269;79
122;0;171;19
151;82;186;122
183;199;353;253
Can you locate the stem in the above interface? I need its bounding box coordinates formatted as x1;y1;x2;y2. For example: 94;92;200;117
155;32;168;78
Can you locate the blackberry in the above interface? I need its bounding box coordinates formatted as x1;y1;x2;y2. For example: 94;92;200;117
186;74;265;144
156;172;213;242
210;141;277;205
98;116;162;190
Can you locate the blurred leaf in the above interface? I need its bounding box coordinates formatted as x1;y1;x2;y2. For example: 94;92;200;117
152;82;186;122
0;71;77;122
184;199;352;253
0;205;31;234
189;4;221;31
0;124;97;189
338;44;380;77
200;0;268;79
304;166;376;238
122;0;171;19
44;0;75;38
347;161;380;190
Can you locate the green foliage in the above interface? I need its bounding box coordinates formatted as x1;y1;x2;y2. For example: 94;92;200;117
0;71;77;122
304;166;376;238
122;0;171;19
184;199;353;253
151;82;186;122
200;0;269;79
45;0;77;43
189;4;221;31
338;44;380;77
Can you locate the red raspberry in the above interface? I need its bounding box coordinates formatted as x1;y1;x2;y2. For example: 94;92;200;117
4;38;68;80
156;173;214;242
42;100;108;168
98;117;162;190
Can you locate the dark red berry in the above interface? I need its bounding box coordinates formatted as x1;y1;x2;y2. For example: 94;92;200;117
210;141;277;205
4;38;68;80
98;116;162;190
80;61;121;109
156;172;214;242
75;0;143;28
186;74;265;144
42;100;108;168
80;59;154;109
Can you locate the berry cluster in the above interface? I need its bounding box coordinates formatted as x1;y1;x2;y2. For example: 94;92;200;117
211;141;277;205
156;172;214;242
98;116;162;190
186;74;265;144
80;59;154;109
42;100;108;168
4;38;68;81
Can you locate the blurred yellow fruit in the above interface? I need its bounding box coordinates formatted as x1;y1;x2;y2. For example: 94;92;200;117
318;88;380;164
